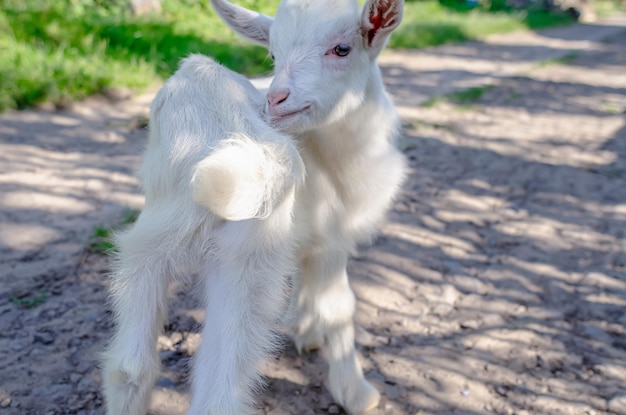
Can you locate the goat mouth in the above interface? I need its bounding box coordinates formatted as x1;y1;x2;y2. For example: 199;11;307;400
270;105;311;122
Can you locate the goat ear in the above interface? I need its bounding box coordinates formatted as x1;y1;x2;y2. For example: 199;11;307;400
211;0;273;47
360;0;403;56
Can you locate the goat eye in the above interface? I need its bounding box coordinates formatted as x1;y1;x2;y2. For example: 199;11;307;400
333;44;351;57
270;53;275;61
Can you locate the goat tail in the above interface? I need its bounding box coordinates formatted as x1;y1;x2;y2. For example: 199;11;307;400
191;134;303;221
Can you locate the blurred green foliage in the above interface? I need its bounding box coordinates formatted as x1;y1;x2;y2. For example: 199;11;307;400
0;0;590;111
0;0;277;110
390;0;576;48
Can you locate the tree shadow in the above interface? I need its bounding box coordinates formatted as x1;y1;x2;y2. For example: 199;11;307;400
0;100;150;413
2;16;626;415
341;29;626;414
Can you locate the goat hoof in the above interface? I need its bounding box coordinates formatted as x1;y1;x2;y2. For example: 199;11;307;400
296;339;322;354
102;351;159;415
292;326;325;354
329;377;380;414
102;367;147;415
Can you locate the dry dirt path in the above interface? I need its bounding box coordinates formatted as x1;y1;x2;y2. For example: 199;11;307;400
1;15;625;415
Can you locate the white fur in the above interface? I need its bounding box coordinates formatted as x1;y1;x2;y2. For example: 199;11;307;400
102;55;303;415
104;0;405;413
213;0;406;413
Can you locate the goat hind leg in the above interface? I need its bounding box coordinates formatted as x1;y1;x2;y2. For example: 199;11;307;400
189;218;293;415
102;236;171;415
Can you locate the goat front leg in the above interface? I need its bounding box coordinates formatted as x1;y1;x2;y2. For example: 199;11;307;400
189;213;294;415
102;252;170;415
291;249;380;414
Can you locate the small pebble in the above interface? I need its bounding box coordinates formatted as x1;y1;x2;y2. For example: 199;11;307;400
495;385;508;397
33;332;55;345
328;404;340;414
460;319;480;330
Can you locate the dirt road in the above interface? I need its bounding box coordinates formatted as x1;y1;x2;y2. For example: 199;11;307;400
1;15;625;415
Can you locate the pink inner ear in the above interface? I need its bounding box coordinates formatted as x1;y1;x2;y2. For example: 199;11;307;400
368;12;382;44
367;0;395;45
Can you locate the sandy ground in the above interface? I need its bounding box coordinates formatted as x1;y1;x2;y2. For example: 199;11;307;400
1;15;625;415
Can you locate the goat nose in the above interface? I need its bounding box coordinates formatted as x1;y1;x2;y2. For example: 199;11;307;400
267;89;290;108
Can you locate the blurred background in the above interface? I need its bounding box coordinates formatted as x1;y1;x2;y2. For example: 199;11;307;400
1;0;623;112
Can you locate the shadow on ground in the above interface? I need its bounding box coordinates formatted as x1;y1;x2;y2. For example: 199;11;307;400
0;18;625;415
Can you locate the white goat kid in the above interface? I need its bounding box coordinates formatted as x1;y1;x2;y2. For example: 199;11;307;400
212;0;406;413
102;55;303;415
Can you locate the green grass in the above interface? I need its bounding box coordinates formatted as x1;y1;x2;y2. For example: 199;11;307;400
389;0;575;49
601;102;626;114
448;84;495;102
534;51;580;67
10;291;47;309
422;84;495;107
0;0;277;111
88;209;140;254
595;0;626;16
0;0;581;111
